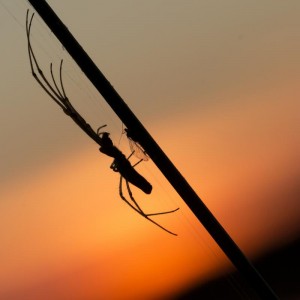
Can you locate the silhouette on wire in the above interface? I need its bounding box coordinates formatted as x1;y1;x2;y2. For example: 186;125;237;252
26;10;179;235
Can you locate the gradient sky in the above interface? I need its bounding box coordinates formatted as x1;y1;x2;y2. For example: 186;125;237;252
0;1;299;299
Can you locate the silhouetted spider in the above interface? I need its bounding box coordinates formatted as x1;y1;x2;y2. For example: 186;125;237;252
26;10;179;235
97;125;179;235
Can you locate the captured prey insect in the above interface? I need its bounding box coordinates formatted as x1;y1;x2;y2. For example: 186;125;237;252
26;10;179;235
124;127;149;162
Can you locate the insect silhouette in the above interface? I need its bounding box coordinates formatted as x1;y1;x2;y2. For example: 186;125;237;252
124;127;149;162
26;10;179;235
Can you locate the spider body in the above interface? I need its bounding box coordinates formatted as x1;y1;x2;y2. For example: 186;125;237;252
110;155;152;194
98;131;152;194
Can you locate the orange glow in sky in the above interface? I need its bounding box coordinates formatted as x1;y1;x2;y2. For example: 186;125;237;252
1;79;299;299
0;1;299;299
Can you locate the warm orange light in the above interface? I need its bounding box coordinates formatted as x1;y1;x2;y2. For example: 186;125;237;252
1;79;299;299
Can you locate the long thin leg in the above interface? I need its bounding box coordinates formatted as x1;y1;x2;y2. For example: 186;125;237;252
129;154;180;216
50;61;65;100
119;176;145;215
26;10;100;144
125;179;179;216
119;176;178;236
59;59;68;100
26;10;67;110
27;11;77;115
124;178;145;213
146;207;179;217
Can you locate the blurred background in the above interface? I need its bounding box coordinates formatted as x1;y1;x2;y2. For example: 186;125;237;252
0;1;299;299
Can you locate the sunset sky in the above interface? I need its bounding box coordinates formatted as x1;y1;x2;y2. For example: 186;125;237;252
0;1;299;299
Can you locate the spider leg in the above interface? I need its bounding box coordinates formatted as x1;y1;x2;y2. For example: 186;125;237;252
50;61;65;100
59;60;68;99
26;12;70;109
119;176;144;214
97;124;108;136
119;176;177;236
50;60;77;114
26;10;105;149
146;207;180;217
127;151;136;161
124;178;146;213
130;157;180;216
26;10;67;111
132;158;143;168
125;179;178;218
